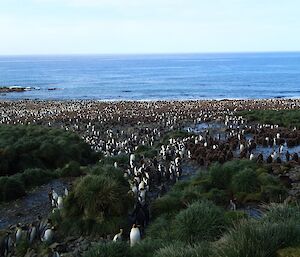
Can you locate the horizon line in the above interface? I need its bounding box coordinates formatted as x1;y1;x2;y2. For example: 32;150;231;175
0;50;300;57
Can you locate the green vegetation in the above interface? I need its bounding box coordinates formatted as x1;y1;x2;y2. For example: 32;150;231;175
0;125;95;176
0;121;297;257
207;160;286;204
0;125;97;202
117;160;294;257
55;163;133;236
172;201;225;243
217;219;300;257
154;242;213;257
277;247;300;257
84;240;164;257
135;145;158;159
84;241;130;257
150;160;286;217
239;109;300;128
161;130;193;145
83;203;300;257
8;154;291;257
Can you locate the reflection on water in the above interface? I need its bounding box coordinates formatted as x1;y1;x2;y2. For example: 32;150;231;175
185;121;300;160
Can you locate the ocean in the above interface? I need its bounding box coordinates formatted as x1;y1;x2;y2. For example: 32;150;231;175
0;52;300;101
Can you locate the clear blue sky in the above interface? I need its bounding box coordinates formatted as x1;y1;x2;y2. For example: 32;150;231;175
0;0;299;55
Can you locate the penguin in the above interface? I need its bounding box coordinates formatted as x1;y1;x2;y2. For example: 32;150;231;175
138;181;145;191
64;187;69;197
52;188;58;207
279;145;284;154
37;215;46;240
249;153;254;161
229;199;236;211
57;196;64;209
187;150;192;159
114;162;118;168
130;153;135;167
15;223;23;245
0;232;13;257
28;223;37;244
113;229;123;242
130;224;141;247
138;188;147;205
175;157;181;167
42;227;55;244
239;144;244;152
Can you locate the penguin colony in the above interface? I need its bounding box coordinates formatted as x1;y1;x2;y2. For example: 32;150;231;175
0;186;68;256
0;99;300;255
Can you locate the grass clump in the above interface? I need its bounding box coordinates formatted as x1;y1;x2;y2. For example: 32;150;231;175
206;160;286;204
262;203;300;223
161;130;193;145
60;168;133;236
0;125;95;176
172;200;226;243
238;109;300;128
151;191;185;218
0;124;97;202
154;242;213;257
130;239;164;257
231;168;259;193
0;177;26;201
135;145;158;159
216;220;300;257
277;247;300;257
84;241;130;257
60;161;82;177
146;214;173;241
73;174;130;218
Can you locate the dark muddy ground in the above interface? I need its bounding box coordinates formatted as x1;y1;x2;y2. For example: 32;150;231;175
0;178;71;229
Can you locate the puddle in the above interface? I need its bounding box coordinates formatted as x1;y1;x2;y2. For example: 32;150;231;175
186;121;300;160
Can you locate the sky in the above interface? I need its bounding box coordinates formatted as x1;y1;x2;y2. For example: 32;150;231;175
0;0;300;55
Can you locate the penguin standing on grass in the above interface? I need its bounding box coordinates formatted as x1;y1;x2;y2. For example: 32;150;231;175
130;224;141;247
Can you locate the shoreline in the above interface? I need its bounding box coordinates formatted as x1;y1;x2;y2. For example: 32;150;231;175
0;97;300;103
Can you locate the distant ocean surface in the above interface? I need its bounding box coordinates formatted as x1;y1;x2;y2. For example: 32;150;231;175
0;52;300;101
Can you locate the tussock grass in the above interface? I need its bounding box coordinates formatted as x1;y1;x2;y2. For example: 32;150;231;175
216;220;300;257
172;200;226;243
154;242;213;257
239;109;300;128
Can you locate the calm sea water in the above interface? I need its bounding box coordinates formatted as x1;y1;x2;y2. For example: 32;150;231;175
0;52;300;100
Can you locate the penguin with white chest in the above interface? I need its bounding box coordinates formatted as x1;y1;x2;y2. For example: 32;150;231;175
113;229;123;242
15;223;24;245
42;226;55;244
130;224;141;247
57;196;64;210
